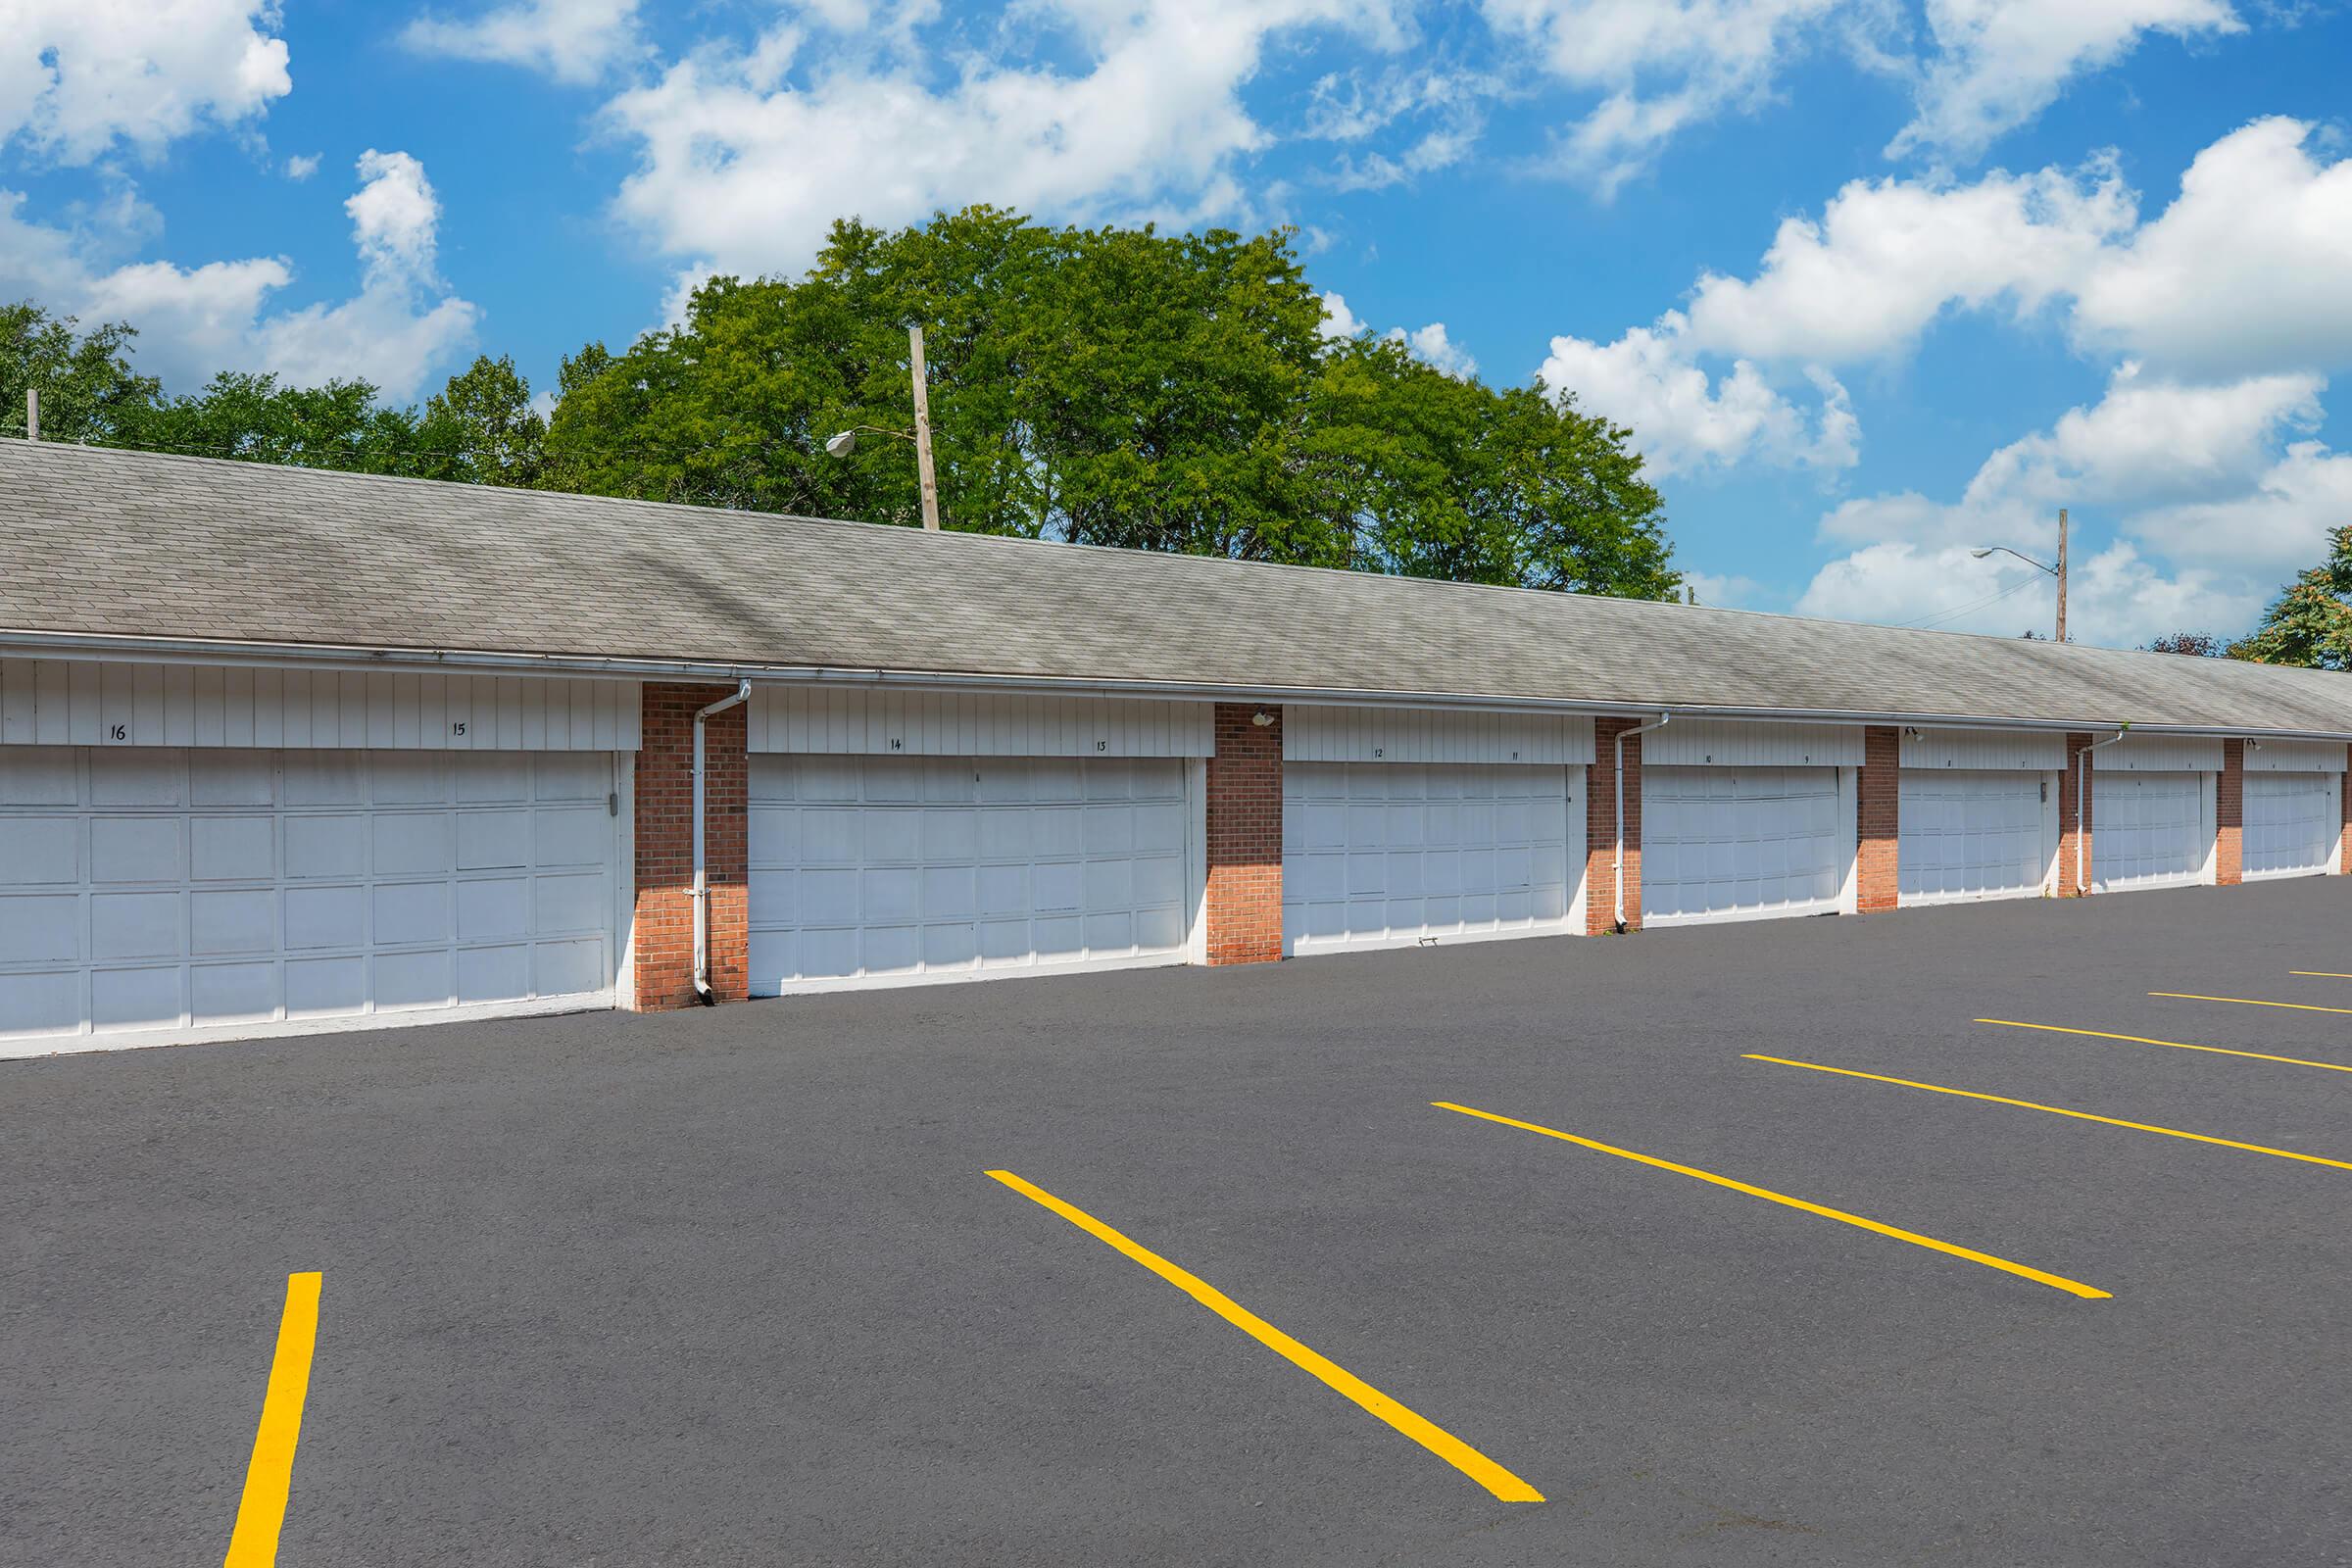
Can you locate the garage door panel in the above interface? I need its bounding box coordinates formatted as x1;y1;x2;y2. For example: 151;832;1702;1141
2093;771;2209;892
1644;766;1847;925
374;950;453;1009
1283;761;1578;955
748;756;1192;991
286;816;367;878
91;966;180;1030
459;945;529;1004
0;747;616;1045
192;816;273;880
192;888;274;955
0;969;80;1037
0;749;77;804
92;818;180;882
193;961;275;1025
2245;771;2339;879
286;885;366;949
459;879;530;942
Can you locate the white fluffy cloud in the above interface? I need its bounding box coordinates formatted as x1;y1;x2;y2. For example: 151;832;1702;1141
1319;292;1479;377
1537;315;1858;475
600;1;1403;276
2;0;290;164
1797;366;2346;643
0;153;476;400
401;0;643;86
2072;117;2352;378
1890;0;2241;164
1479;0;1859;195
1681;154;2135;364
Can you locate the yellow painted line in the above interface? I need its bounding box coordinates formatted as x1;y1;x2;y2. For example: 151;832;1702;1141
222;1271;322;1568
1748;1055;2352;1175
1977;1018;2352;1076
2151;992;2352;1015
1431;1102;2106;1300
2290;972;2352;979
986;1169;1543;1503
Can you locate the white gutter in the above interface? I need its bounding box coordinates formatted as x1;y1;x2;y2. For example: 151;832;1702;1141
692;679;752;1004
2076;725;2131;895
1615;711;1673;933
5;627;2351;744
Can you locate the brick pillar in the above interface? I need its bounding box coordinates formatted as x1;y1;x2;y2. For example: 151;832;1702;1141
2217;738;2244;887
1589;716;1647;933
632;683;749;1009
1857;725;1901;912
2341;749;2352;875
1205;704;1283;964
2058;732;2095;896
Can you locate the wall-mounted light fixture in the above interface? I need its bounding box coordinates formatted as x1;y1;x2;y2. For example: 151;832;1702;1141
1250;709;1275;728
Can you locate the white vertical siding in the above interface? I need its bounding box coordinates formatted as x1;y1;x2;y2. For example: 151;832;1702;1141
2244;738;2349;773
0;660;640;751
745;686;1213;758
1642;718;1863;768
2092;734;2224;771
1282;706;1596;765
1898;726;2066;771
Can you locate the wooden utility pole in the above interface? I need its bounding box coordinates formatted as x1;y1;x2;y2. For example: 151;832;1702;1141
2055;507;2069;643
907;324;940;531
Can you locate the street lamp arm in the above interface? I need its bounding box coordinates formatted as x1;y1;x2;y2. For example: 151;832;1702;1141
1969;545;2060;576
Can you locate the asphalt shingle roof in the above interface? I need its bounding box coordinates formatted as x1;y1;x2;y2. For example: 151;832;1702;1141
5;437;2349;736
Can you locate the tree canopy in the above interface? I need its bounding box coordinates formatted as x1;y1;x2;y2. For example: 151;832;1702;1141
546;207;1678;598
2231;525;2352;671
7;206;1680;601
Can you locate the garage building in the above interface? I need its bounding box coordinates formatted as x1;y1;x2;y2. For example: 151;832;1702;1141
4;440;2349;1053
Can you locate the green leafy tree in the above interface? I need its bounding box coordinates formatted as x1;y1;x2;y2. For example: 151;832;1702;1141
2231;525;2352;670
1;302;162;441
549;206;1678;598
421;355;547;486
119;371;432;473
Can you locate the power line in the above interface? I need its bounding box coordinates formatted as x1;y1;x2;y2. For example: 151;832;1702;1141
1901;573;2046;631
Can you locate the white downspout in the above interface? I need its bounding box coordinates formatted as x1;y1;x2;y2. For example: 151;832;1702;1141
1615;711;1673;933
2076;724;2130;896
693;679;752;1004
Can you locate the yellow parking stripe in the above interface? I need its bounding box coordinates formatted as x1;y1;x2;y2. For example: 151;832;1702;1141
1977;1018;2352;1075
986;1169;1543;1503
1748;1055;2352;1174
222;1272;322;1568
2290;972;2352;979
2151;992;2352;1015
1431;1102;2106;1299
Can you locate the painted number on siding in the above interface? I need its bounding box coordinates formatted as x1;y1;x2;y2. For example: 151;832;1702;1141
452;721;466;737
1371;747;1384;759
107;723;126;742
1096;739;1108;752
888;737;904;751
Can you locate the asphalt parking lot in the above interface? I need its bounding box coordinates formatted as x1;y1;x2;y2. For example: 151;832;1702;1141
8;879;2352;1567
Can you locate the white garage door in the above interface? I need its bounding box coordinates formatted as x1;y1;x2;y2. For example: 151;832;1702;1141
2093;770;2212;893
2245;771;2341;881
1282;762;1579;956
1643;766;1849;926
747;755;1192;993
0;747;619;1052
1898;770;2052;906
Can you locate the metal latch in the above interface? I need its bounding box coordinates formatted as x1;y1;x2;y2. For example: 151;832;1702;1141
608;791;620;817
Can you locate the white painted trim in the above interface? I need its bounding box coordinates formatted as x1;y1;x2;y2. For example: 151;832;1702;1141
1838;764;1860;914
612;750;638;1010
1645;905;1845;931
1184;757;1208;965
756;952;1184;997
0;989;613;1059
1284;924;1575;958
2245;863;2332;884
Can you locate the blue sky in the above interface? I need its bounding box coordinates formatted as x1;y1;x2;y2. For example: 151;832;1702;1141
6;1;2350;648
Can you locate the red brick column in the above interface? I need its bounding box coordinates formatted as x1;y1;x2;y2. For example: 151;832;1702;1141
2341;751;2352;875
2058;732;2095;896
1857;725;1901;912
2217;738;2244;887
1205;704;1283;964
1589;717;1647;933
632;683;749;1009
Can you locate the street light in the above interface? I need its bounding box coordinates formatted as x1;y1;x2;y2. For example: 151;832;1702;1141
1969;507;2070;641
820;323;942;530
